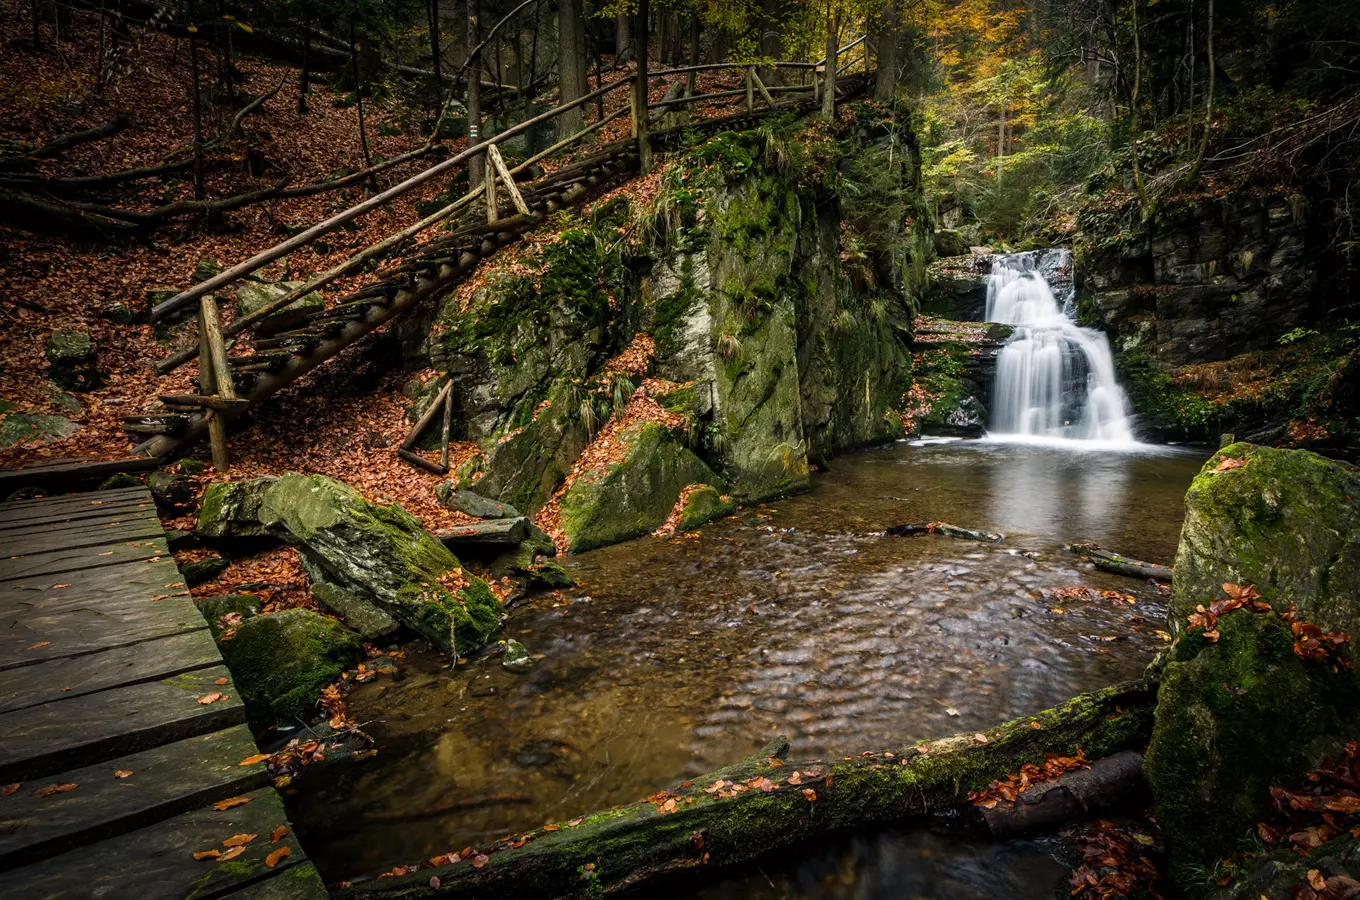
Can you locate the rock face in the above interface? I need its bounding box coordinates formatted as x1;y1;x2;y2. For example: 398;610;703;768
435;484;521;519
218;608;363;725
234;281;325;335
198;474;501;653
558;421;722;553
1144;444;1360;890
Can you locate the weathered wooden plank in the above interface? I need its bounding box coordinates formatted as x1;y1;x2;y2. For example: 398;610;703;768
0;498;155;531
0;597;206;671
0;665;245;782
0;558;187;610
0;508;160;543
0;458;158;494
0;628;219;711
0;787;308;899
222;862;329;899
0;488;150;519
0;542;168;583
0;519;166;557
0;725;269;870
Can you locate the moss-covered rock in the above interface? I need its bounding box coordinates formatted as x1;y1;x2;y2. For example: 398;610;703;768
473;378;596;513
218;609;363;725
310;581;400;640
559;421;722;553
196;594;264;638
181;554;228;587
197;478;277;538
1145;443;1360;892
674;484;735;531
234;281;325;336
0;413;79;449
45;330;103;392
1171;443;1360;633
1208;833;1360;900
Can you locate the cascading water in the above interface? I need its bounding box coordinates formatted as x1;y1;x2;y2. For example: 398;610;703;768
985;250;1135;443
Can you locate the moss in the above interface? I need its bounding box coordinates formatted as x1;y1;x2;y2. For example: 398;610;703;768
218;609;363;725
674;484;736;531
181;554;228;587
99;473;142;490
1146;610;1360;891
196;594;263;638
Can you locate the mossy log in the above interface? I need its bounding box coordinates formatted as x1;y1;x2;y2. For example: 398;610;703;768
338;680;1155;900
1067;541;1173;582
887;521;1004;542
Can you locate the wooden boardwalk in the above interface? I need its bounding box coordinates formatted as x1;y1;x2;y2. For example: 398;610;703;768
0;486;327;899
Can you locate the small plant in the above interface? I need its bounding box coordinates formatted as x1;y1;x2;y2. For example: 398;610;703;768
1278;327;1321;346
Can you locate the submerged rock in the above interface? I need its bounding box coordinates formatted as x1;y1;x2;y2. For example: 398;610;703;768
501;638;534;673
558;421;722;553
1145;444;1360;890
198;474;501;653
218;609;363;725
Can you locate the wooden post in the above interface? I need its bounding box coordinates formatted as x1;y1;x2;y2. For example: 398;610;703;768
744;66;754;111
439;386;453;469
634;0;652;175
486;143;531;216
198;295;235;473
751;69;776;108
483;154;498;224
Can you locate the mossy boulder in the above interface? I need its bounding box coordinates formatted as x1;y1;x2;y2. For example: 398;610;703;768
310;581;400;640
196;594;264;638
0;413;79;449
181;554;228;587
1208;833;1360;900
199;474;501;653
473;378;595;513
217;609;363;725
1171;443;1360;634
674;484;736;531
1145;444;1360;891
558;421;721;553
235;281;325;336
45;330;103;391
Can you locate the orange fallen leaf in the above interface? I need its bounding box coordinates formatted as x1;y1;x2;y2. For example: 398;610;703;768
222;833;256;848
238;754;269;767
52;584;69;589
26;642;50;651
2;783;21;796
114;770;132;779
471;854;489;869
975;733;990;744
220;846;246;861
198;692;226;704
270;826;288;843
215;677;229;685
213;796;250;811
193;850;221;861
33;782;77;797
1214;457;1247;472
802;788;817;802
265;846;291;867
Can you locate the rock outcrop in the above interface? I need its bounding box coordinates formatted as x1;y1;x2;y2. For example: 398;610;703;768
218;608;363;725
198;474;500;652
1145;444;1360;890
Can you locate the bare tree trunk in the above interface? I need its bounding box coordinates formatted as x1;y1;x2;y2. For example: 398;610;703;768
188;0;205;201
31;0;42;49
558;0;586;135
615;12;630;64
634;0;651;175
467;0;484;189
821;4;837;119
1184;0;1214;184
873;2;899;102
350;22;376;193
1129;0;1152;215
758;0;782;85
686;15;699;96
298;33;310;114
428;0;443;112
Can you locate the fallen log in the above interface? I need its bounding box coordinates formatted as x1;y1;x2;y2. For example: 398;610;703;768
1066;541;1172;582
975;749;1144;838
337;680;1155;900
887;521;1005;542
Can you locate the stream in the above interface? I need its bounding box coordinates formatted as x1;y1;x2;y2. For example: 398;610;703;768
290;436;1207;894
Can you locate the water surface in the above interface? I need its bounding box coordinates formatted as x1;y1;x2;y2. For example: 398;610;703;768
291;438;1206;888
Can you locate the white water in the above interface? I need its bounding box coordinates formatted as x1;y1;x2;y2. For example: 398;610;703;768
985;251;1135;444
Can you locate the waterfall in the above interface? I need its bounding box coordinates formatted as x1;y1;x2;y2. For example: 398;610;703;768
985;250;1135;443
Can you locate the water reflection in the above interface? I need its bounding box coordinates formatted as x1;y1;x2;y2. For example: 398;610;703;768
290;439;1207;882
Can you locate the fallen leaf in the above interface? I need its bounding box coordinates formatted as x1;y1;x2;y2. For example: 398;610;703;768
472;853;489;869
33;782;77;797
238;754;269;767
198;692;226;704
1214;457;1247;472
213;796;250;811
193;850;221;861
270;825;288;843
222;833;256;848
215;677;229;685
543;824;559;832
802;788;817;802
26;642;51;651
220;846;246;861
975;733;990;743
1309;869;1327;890
114;770;132;779
265;846;291;867
1;783;19;796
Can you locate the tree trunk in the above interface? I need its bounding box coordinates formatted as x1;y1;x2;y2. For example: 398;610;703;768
31;0;42;49
686;16;699;96
350;23;376;193
758;0;782;85
1129;0;1153;216
557;0;586;135
428;0;443;98
298;33;310;114
188;0;204;201
1184;0;1214;184
615;12;630;64
873;2;899;102
821;5;837;119
634;0;651;174
467;0;484;189
335;681;1156;900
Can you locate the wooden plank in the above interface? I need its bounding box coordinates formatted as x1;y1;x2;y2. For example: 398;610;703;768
0;541;167;583
0;786;309;900
0;499;156;532
0;594;204;671
0;459;158;494
0;629;220;711
221;863;329;899
0;518;166;557
0;485;149;507
0;725;269;870
0;559;188;616
0;509;160;541
0;490;151;522
0;665;245;782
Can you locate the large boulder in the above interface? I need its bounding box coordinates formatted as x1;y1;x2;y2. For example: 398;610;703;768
558;421;721;553
234;281;324;336
44;330;103;392
0;413;79;449
218;609;363;725
198;474;501;653
1145;444;1360;890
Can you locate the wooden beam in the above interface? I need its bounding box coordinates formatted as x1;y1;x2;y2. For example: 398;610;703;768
197;297;234;473
483;160;499;224
439;386;453;469
486;144;530;217
397;448;449;476
745;67;754;111
401;381;453;452
751;68;776;108
157;394;249;413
